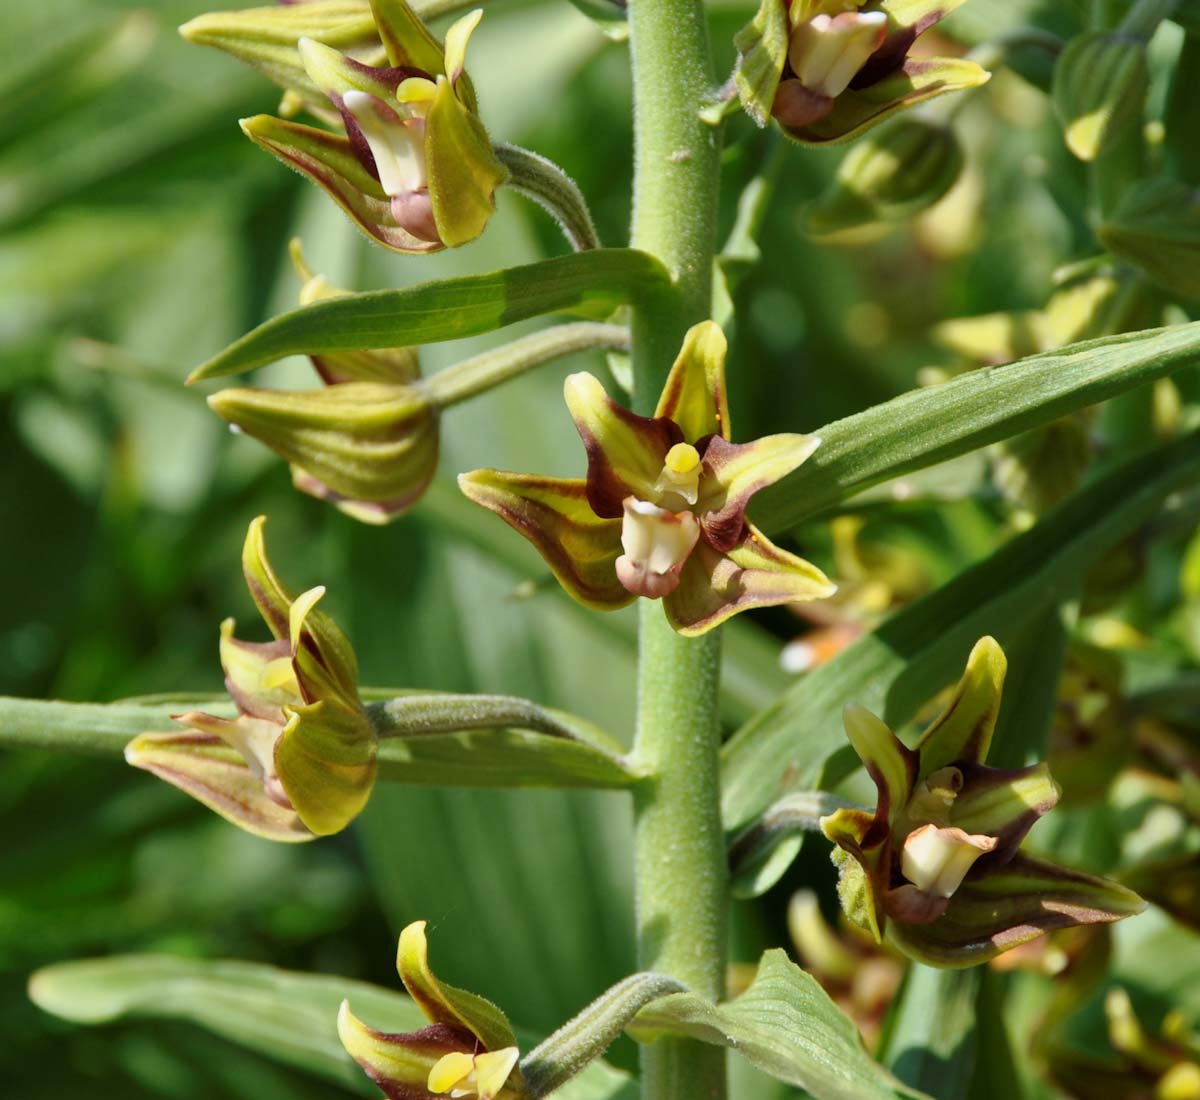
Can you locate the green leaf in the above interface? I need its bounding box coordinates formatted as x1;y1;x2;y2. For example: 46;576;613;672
29;954;636;1100
630;950;929;1100
29;954;423;1092
189;250;673;382
722;429;1200;836
754;322;1200;532
878;965;979;1100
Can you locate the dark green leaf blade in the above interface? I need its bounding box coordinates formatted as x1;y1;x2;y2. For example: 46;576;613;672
756;322;1200;531
189;250;673;382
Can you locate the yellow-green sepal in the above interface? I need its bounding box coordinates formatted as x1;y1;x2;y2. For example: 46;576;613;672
239;113;440;254
842;702;918;825
654;320;730;443
337;1000;481;1097
124;728;315;843
733;0;789;128
209;383;440;523
179;1;382;120
821;809;890;943
369;0;445;76
425;74;507;247
664;525;836;637
886;853;1145;968
781;56;989;146
916;635;1007;774
241;517;361;705
277;698;377;836
457;470;631;610
397;921;522;1058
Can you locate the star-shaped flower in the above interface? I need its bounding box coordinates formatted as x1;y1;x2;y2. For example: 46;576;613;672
821;636;1145;967
459;322;835;636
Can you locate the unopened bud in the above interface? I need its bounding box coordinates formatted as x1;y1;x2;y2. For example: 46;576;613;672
1053;32;1148;162
209;382;439;524
1099;179;1200;301
807;117;965;235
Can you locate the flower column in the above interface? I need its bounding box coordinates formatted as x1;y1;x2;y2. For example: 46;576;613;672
627;3;727;1100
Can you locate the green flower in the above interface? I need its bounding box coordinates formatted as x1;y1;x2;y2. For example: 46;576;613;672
126;517;376;842
821;637;1145;966
459;322;834;636
340;921;525;1100
735;0;989;145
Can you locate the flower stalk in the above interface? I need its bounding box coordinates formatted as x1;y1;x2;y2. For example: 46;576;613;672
627;2;727;1098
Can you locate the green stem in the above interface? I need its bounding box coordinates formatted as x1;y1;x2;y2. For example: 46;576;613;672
423;322;630;407
1119;0;1177;38
627;0;727;1083
495;143;603;252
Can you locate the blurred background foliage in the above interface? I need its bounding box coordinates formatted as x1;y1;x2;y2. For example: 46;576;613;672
3;1;1200;1098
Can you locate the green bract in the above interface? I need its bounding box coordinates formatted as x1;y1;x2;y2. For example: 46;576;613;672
460;321;835;635
125;517;377;841
821;637;1145;967
735;0;989;145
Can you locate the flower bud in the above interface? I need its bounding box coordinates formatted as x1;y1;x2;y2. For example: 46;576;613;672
1053;31;1149;162
1099;179;1200;301
807;117;965;235
209;381;439;524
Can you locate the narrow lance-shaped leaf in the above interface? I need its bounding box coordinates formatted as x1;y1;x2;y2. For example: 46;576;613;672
753;322;1200;532
722;429;1200;841
189;250;674;382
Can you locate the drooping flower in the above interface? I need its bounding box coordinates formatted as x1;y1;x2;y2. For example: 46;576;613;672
735;0;989;145
821;636;1145;967
234;0;507;251
459;321;835;636
206;243;438;524
339;921;524;1100
125;517;377;842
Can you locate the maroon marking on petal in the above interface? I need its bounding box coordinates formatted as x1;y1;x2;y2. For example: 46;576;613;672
851;26;919;88
390;189;441;244
886;884;949;924
337;99;383;183
772;79;835;129
578;409;682;520
957;762;1060;868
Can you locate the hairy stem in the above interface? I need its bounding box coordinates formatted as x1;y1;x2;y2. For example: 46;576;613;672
423;322;630;407
495;143;603;252
627;2;727;1098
